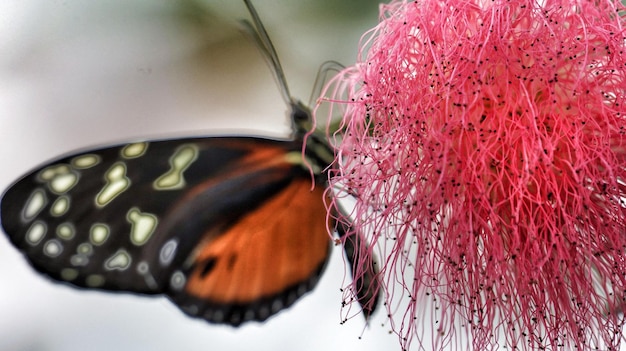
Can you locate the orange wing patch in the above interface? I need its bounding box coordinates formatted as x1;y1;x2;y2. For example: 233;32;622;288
185;179;331;304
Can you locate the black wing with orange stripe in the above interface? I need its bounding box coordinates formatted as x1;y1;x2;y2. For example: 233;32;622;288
1;136;338;325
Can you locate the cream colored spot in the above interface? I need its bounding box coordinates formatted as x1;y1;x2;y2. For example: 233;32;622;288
153;144;198;190
43;239;63;257
95;162;130;207
26;221;46;245
72;154;101;169
50;172;78;193
104;249;132;271
77;243;93;255
61;268;79;281
38;165;71;181
37;165;81;194
23;189;47;220
50;196;70;217
90;223;110;245
127;207;158;246
56;222;75;240
86;274;105;287
121;142;148;159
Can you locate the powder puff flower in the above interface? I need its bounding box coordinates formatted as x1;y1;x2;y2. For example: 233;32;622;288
319;0;626;350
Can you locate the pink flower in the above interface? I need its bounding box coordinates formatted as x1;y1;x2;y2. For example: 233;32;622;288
318;0;626;350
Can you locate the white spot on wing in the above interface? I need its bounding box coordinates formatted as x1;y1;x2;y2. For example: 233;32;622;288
77;243;93;255
121;142;148;159
127;208;158;246
50;196;70;217
38;165;70;181
89;223;110;245
71;154;101;169
159;239;178;266
56;222;75;240
50;172;78;193
43;239;63;257
153;144;198;190
104;249;132;271
26;221;47;245
95;162;130;207
22;189;47;221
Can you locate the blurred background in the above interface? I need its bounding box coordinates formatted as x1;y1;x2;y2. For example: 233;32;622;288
0;1;403;350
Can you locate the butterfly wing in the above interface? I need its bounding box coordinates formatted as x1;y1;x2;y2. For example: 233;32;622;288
171;176;330;325
1;137;331;324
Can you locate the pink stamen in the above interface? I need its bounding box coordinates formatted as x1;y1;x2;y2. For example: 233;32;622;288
317;0;626;350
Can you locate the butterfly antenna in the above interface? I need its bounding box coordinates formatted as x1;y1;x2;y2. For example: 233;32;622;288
309;60;344;108
241;0;294;105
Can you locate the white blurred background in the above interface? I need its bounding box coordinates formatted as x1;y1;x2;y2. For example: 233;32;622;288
0;1;402;350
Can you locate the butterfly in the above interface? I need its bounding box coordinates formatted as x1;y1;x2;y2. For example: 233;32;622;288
0;1;379;327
